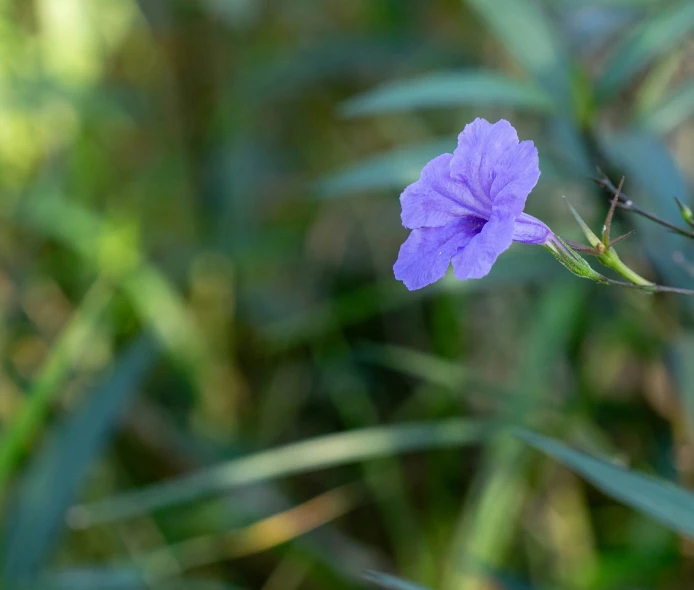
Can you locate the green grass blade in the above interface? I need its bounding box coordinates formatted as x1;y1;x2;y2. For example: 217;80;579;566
519;429;694;539
70;419;496;526
596;1;694;101
0;281;113;494
340;71;554;118
2;337;158;580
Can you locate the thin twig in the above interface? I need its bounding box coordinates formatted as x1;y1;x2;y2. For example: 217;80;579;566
607;229;636;248
603;175;623;244
594;174;694;240
605;278;694;296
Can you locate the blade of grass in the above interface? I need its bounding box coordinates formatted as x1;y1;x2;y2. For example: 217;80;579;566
134;483;363;582
340;71;554;118
0;279;113;495
519;429;694;539
69;418;497;527
2;337;158;581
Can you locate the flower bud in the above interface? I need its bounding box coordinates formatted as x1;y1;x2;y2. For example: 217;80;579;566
675;197;694;228
544;235;608;283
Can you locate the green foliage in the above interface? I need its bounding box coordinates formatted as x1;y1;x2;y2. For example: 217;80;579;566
1;1;694;589
596;1;694;101
340;71;555;118
519;430;694;538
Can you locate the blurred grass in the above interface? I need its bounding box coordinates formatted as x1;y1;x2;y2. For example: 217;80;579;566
1;1;694;590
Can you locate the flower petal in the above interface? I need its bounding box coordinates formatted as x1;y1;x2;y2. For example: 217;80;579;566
451;210;514;280
450;118;520;204
489;139;540;216
400;154;489;229
394;217;484;290
512;212;552;245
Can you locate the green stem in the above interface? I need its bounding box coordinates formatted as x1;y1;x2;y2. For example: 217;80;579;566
597;249;655;287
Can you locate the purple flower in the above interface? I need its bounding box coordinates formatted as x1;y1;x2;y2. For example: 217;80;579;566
393;118;552;290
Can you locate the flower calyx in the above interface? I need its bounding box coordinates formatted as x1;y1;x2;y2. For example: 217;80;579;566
562;178;654;288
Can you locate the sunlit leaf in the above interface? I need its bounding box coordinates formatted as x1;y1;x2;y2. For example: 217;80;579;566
70;418;495;525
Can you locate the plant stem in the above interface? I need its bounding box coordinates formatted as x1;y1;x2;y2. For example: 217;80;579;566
605;278;694;296
596;176;694;240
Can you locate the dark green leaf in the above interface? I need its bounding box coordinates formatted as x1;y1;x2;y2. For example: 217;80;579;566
2;338;158;581
340;71;554;118
519;430;694;538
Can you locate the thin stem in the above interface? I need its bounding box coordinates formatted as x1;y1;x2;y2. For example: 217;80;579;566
605;278;694;296
595;175;694;240
607;229;636;248
602;176;623;245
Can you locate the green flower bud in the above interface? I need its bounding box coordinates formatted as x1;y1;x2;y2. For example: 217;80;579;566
544;235;608;283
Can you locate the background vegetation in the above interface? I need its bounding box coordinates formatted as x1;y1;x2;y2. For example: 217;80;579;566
2;0;694;588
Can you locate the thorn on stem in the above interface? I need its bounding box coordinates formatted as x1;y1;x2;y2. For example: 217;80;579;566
603;176;624;245
607;229;636;248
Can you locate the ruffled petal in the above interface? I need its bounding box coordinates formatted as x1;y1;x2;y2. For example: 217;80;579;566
394;217;484;290
451;210;515;280
489;139;540;217
450;118;520;204
512;212;551;245
400;154;489;229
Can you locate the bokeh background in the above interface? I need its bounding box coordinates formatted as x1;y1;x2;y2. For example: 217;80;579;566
3;0;694;589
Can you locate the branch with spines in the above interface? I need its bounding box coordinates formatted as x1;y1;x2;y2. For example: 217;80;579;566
549;175;694;296
594;171;694;240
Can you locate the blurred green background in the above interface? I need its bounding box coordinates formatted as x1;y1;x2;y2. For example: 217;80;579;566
3;0;694;589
